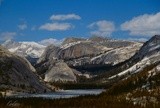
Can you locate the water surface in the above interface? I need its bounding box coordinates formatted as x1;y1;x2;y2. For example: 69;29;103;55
11;89;105;99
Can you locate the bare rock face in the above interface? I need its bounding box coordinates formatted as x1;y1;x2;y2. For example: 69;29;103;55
36;36;142;82
59;41;104;60
0;45;50;93
44;61;76;82
37;37;142;67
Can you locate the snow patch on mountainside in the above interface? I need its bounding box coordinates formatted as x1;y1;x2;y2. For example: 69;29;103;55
109;51;160;80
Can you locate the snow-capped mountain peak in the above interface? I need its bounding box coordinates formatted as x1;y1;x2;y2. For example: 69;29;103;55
2;40;46;58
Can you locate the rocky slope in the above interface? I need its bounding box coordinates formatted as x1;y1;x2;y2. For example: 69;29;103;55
36;36;142;82
0;45;50;93
91;35;160;84
44;61;76;82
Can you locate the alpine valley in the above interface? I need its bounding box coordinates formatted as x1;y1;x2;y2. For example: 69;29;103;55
0;35;160;108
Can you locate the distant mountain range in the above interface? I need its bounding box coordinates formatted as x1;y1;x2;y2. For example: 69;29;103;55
36;36;142;82
1;35;160;98
2;40;46;65
2;39;46;58
2;36;143;83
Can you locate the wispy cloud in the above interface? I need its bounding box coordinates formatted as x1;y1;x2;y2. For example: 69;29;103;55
50;14;81;21
0;32;17;41
88;20;115;37
39;22;73;31
39;38;64;46
39;13;80;31
121;12;160;36
18;23;27;30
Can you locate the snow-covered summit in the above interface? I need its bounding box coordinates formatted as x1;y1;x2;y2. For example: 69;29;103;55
2;40;46;58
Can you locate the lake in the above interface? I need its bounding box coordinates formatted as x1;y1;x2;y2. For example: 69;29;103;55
10;89;105;99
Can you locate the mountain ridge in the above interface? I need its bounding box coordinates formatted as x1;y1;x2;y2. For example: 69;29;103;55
36;36;142;82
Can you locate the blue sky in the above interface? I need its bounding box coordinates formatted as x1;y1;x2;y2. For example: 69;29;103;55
0;0;160;43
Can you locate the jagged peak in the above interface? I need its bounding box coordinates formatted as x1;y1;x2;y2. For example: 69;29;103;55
142;35;160;47
135;35;160;58
149;35;160;43
152;35;160;39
